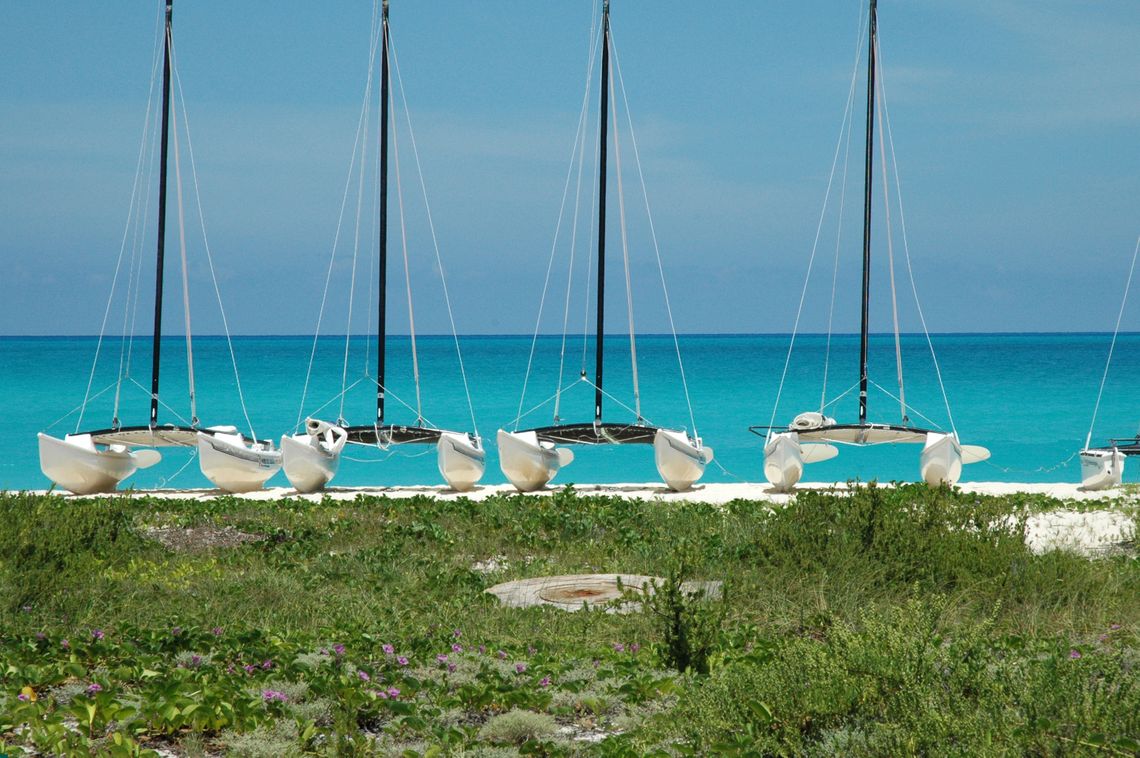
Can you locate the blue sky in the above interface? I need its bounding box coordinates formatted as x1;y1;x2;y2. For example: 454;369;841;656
2;0;1138;336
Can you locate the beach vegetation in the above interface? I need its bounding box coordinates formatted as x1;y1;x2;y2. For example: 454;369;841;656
0;484;1136;754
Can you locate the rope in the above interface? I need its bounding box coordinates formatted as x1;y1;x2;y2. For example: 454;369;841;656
766;7;868;439
295;0;382;431
867;379;941;431
605;52;642;421
168;83;198;426
157;448;198;488
49;383;117;432
386;68;424;423
1085;234;1140;448
874;33;957;435
390;33;480;433
874;77;906;423
129;377;194;427
170;43;258;439
513;17;603;430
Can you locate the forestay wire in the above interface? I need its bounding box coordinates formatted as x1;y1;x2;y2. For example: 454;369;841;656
765;3;867;438
1085;234;1140;448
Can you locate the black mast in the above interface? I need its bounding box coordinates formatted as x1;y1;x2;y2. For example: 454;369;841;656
376;0;390;426
593;0;611;425
149;0;174;428
858;0;877;425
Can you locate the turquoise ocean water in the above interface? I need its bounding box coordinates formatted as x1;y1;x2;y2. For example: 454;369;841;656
4;333;1139;491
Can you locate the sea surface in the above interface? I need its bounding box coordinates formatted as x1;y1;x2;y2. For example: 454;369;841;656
4;333;1139;491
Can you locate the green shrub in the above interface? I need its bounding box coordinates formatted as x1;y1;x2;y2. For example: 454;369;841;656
478;709;557;745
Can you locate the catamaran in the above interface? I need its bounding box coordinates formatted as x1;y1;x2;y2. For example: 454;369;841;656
281;0;483;493
1079;235;1140;489
751;0;989;491
498;0;712;493
38;0;281;495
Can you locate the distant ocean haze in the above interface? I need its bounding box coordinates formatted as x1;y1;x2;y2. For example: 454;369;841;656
5;333;1134;491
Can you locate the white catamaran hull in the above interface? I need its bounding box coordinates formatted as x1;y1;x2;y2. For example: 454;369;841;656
919;432;963;486
1079;448;1124;491
38;432;161;495
437;432;485;492
653;429;712;491
197;429;282;493
281;419;347;494
497;429;574;492
764;432;804;492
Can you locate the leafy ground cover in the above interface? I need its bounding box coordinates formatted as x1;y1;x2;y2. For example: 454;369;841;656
0;484;1137;755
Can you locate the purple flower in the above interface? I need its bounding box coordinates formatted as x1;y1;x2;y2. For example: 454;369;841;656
451;643;463;653
448;663;457;673
382;643;395;655
515;662;527;674
358;670;371;682
539;676;551;687
190;654;202;667
262;689;289;703
375;689;388;699
91;629;104;641
86;683;103;695
387;687;400;699
453;629;462;638
333;644;346;656
478;645;487;655
243;664;255;674
1099;634;1110;643
613;642;625;652
226;665;235;674
261;660;273;670
1069;649;1082;659
319;648;328;656
171;626;182;636
22;605;31;613
528;645;537;655
497;650;507;659
436;654;449;664
630;643;640;654
60;639;70;649
17;693;29;702
211;627;224;636
397;656;409;666
1110;624;1122;631
593;659;600;668
35;632;45;641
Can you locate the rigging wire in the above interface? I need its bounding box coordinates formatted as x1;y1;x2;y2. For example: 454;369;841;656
555;2;602;423
605;42;642;422
170;39;259;439
295;0;383;432
874;70;907;423
874;31;957;433
610;29;701;435
513;11;603;430
167;80;198;425
765;3;868;438
389;32;482;434
77;4;166;433
1084;234;1140;448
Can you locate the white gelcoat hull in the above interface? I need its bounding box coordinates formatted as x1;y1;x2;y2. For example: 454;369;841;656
653;429;712;491
197;430;282;493
763;432;804;492
920;432;963;486
1080;449;1124;491
281;420;347;494
437;432;485;492
38;432;156;495
497;429;572;492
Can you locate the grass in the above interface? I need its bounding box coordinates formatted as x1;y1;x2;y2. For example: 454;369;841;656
0;483;1136;755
